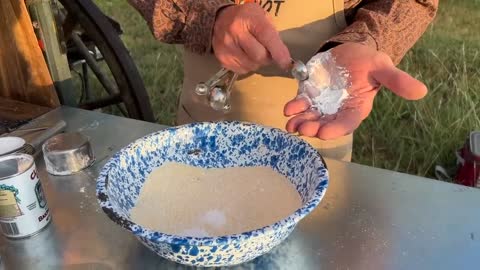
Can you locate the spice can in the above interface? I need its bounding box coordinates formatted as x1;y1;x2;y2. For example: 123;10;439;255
0;154;51;238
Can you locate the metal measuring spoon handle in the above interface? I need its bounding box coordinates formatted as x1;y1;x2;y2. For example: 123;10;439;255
208;71;238;112
195;68;231;95
221;72;238;112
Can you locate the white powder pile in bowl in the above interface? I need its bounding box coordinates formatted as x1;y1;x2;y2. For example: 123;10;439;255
130;162;302;237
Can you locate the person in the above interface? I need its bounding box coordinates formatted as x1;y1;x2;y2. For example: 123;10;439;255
127;0;438;161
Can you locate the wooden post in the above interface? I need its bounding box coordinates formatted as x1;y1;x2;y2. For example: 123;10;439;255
27;0;77;106
0;0;60;108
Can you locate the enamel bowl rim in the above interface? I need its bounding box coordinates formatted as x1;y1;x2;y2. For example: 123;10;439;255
96;121;329;246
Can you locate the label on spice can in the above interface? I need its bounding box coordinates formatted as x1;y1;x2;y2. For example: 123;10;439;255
0;154;51;238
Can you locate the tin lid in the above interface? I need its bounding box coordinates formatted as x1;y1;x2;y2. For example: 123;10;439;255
0;137;25;156
0;154;34;180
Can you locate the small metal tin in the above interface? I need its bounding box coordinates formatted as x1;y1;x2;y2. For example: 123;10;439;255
0;154;51;238
42;133;95;176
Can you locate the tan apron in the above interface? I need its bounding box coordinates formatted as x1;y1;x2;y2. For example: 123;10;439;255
177;0;352;161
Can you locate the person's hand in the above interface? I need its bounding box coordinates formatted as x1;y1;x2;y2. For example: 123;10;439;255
284;42;428;140
212;3;291;74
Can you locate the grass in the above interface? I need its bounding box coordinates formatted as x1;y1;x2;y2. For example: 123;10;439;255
91;0;479;178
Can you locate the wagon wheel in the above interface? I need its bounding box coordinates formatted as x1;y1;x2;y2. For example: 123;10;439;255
56;0;155;122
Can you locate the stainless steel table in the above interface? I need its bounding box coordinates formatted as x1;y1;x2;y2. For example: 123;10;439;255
1;107;479;270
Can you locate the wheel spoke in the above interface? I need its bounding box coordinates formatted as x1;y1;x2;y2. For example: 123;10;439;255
58;0;155;121
79;94;122;110
71;32;118;96
82;62;91;101
71;32;127;115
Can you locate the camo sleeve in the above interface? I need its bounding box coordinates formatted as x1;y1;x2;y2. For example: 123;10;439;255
127;0;234;54
323;0;438;65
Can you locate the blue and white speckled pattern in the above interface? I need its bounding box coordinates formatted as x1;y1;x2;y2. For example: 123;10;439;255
96;121;328;267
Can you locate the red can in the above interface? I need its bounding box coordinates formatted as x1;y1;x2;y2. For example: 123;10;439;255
454;131;480;187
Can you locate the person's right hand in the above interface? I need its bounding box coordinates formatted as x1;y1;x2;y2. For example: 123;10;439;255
212;3;291;74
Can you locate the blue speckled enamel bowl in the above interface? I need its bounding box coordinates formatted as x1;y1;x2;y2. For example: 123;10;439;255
96;121;328;267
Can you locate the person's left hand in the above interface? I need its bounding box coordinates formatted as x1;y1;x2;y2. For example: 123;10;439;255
284;42;428;140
